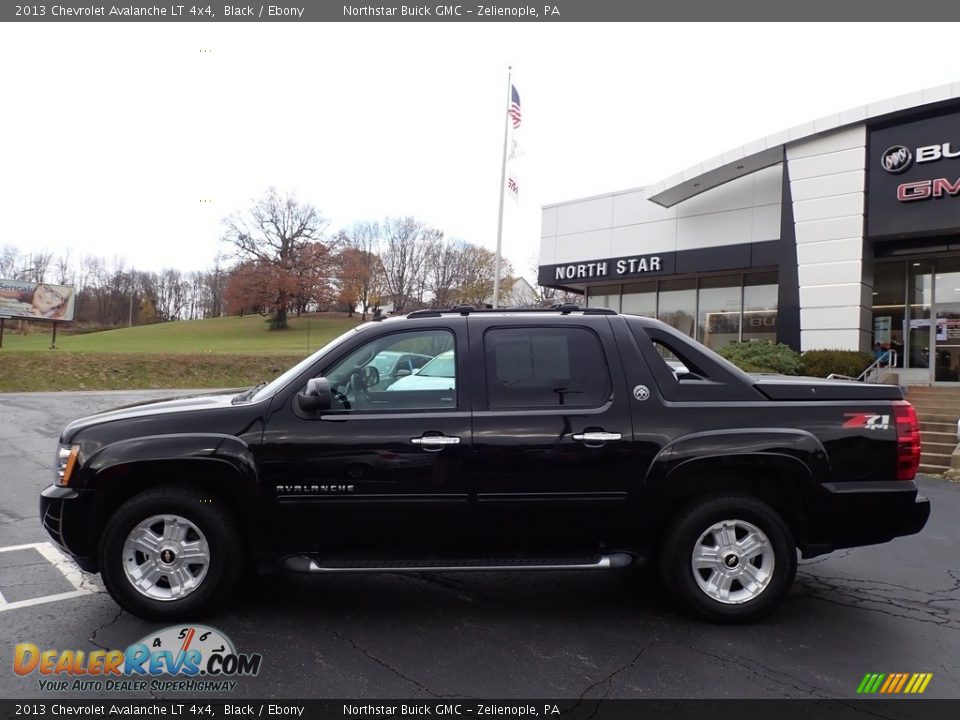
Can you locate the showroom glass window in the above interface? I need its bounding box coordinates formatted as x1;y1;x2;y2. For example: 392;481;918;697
932;257;960;381
872;262;906;368
697;275;742;350
587;285;620;312
621;281;657;317
742;272;778;343
908;260;933;369
657;279;697;338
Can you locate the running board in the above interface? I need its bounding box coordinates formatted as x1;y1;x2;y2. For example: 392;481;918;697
282;552;635;574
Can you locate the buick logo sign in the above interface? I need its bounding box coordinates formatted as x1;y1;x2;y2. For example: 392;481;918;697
881;145;913;174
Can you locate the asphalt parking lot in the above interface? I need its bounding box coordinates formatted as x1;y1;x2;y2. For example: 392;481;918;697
0;390;958;700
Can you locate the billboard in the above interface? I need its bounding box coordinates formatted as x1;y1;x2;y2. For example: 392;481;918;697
0;280;76;321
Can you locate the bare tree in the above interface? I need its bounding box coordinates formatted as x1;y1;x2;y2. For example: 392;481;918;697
0;245;17;278
30;250;54;283
456;246;515;307
378;217;432;314
341;222;385;319
531;255;583;307
203;254;229;319
221;188;329;329
54;251;74;287
425;237;473;308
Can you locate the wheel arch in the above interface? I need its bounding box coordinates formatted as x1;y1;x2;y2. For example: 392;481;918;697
78;435;262;570
638;428;828;549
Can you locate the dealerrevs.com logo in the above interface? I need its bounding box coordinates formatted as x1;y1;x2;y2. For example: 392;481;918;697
13;625;263;693
881;145;913;173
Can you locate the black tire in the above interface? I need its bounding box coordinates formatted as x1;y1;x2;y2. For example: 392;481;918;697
98;487;242;621
659;495;796;623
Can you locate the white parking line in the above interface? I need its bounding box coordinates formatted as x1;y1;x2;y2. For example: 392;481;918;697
0;541;99;611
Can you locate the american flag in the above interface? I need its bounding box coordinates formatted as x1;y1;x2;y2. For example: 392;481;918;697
508;85;521;129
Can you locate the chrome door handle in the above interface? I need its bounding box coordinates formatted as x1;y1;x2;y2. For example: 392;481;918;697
411;435;461;449
572;432;622;443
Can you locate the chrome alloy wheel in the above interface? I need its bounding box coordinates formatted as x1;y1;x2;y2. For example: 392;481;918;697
691;519;774;605
121;514;210;601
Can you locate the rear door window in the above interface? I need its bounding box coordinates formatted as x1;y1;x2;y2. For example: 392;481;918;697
483;327;610;409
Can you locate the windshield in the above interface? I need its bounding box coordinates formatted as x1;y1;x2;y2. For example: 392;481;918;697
416;351;455;378
247;325;363;403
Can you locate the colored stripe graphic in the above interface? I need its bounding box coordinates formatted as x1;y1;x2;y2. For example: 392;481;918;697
894;673;909;693
879;674;896;693
856;672;932;694
857;673;884;694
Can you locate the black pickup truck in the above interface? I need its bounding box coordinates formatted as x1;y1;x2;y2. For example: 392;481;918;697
40;307;930;622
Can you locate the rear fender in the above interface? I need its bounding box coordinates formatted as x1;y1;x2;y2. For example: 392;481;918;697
639;428;829;542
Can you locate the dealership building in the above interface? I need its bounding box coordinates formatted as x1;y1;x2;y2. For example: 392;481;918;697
539;83;960;385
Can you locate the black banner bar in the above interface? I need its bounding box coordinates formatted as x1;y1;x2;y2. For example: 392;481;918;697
5;0;960;22
2;700;959;720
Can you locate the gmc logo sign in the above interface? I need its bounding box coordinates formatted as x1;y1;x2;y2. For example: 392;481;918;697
897;177;960;202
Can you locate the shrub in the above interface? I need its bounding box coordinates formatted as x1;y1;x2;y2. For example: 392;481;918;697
718;340;803;375
266;314;289;331
800;349;874;379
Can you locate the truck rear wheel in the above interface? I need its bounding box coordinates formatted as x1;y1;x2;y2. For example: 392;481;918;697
98;487;242;621
659;495;796;623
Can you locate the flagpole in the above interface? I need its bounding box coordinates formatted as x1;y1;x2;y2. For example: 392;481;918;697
493;67;512;310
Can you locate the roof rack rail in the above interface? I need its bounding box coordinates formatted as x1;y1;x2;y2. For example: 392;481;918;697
405;305;616;318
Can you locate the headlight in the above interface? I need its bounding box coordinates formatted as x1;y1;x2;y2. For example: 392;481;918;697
56;445;80;487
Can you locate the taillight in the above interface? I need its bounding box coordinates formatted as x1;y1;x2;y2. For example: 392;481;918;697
893;401;921;481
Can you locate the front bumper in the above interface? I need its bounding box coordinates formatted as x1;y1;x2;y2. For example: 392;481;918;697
801;480;931;557
39;484;98;572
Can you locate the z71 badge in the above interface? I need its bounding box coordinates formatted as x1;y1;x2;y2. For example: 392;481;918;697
843;413;890;430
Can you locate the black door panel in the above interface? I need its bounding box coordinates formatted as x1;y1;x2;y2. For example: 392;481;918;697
258;325;472;553
467;318;640;549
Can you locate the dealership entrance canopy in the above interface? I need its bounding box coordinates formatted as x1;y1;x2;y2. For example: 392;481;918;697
539;82;960;385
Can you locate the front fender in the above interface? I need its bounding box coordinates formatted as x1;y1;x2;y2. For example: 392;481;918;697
75;434;262;559
79;433;258;490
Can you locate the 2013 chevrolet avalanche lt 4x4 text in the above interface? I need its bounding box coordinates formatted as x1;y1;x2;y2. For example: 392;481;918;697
39;307;930;622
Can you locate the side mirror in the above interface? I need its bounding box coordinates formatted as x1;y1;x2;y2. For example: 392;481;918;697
298;377;332;412
395;368;412;377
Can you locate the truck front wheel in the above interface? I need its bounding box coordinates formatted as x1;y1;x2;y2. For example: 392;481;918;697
98;487;242;621
660;495;797;623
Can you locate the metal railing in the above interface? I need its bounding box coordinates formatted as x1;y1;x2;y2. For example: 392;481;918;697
826;350;898;383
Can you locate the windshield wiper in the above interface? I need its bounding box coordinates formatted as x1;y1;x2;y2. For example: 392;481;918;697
232;381;268;404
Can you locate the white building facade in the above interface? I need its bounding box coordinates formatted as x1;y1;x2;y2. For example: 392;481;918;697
539;84;960;385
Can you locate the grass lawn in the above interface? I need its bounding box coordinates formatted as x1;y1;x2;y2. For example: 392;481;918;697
0;313;364;392
0;313;361;354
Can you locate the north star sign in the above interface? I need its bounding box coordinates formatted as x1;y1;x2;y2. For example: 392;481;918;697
553;255;663;281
